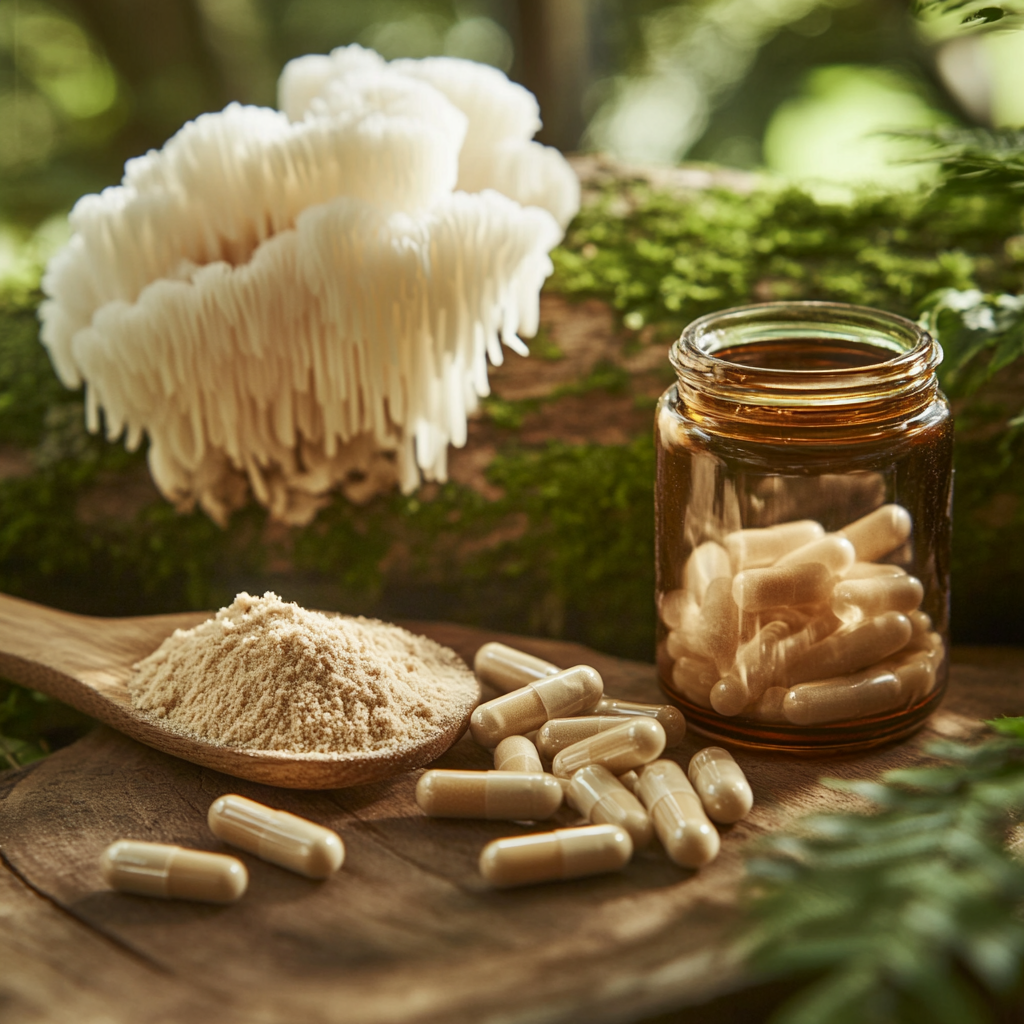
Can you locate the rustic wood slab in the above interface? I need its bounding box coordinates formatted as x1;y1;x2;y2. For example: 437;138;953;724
1;626;1022;1024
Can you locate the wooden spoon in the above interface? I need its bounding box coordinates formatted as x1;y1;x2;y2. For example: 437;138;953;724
0;592;481;789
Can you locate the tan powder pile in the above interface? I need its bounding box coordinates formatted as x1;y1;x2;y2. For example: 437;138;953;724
128;592;477;754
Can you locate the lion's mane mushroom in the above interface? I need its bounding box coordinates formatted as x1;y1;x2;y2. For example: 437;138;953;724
40;46;579;526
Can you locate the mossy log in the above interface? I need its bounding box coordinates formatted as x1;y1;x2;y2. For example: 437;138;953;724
1;156;1022;667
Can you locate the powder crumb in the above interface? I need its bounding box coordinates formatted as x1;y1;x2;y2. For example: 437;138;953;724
128;592;477;754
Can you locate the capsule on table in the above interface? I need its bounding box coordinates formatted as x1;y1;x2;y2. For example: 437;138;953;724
636;760;719;868
732;562;832;613
207;794;344;879
684;541;732;602
783;667;902;725
775;534;855;576
470;665;604;748
479;824;633;887
568;765;653;848
415;770;563;820
687;748;753;824
494;735;544;773
536;716;625;760
787;611;912;684
699;577;740;672
830;574;924;624
591;698;687;747
723;520;824;571
100;840;247;903
473;642;559;694
552;718;666;779
837;504;912;563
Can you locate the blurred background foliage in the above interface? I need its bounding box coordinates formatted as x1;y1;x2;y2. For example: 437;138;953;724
5;0;1024;226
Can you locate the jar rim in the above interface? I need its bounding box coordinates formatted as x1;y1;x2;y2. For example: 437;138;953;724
671;301;941;408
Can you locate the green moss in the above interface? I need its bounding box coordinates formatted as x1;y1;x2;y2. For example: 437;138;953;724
551;183;1019;334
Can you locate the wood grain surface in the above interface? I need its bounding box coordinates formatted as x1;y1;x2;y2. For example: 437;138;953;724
0;593;481;788
1;623;1023;1024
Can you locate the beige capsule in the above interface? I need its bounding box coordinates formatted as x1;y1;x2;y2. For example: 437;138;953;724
783;668;902;725
905;610;934;649
775;534;856;576
666;622;707;660
687;748;753;824
882;650;937;704
732;562;832;614
101;840;247;903
787;611;912;685
592;698;686;747
743;686;788;723
710;620;792;716
684;541;732;603
494;735;544;773
830;574;924;624
536;716;625;760
669;655;718;709
714;611;842;715
470;665;604;748
473;642;559;694
723;520;824;571
837;504;912;563
636;760;719;868
568;765;653;848
552;718;666;779
617;769;640;794
659;589;703;638
699;576;740;672
842;562;907;581
207;794;343;879
415;770;563;820
479;824;633;887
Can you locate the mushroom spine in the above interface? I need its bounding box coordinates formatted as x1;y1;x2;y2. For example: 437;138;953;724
40;46;580;526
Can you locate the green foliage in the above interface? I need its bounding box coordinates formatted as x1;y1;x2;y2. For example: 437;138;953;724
898;126;1024;199
550;182;1020;338
0;677;93;768
913;0;1024;25
742;721;1024;1024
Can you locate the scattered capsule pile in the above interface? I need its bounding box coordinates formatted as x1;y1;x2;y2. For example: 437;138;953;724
101;793;344;903
661;505;946;726
414;641;753;887
100;642;755;901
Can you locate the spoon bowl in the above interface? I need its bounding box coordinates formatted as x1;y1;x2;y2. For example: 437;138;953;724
0;592;481;789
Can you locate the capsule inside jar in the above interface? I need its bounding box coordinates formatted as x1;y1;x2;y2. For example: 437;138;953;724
656;304;951;752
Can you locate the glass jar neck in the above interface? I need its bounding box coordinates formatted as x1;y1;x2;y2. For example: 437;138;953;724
670;301;942;442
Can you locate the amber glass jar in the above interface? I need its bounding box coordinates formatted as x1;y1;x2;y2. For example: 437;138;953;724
655;301;952;753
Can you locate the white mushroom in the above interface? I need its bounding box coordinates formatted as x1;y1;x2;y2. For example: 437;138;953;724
40;46;579;526
281;47;581;229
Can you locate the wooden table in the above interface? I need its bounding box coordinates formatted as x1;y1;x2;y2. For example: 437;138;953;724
1;624;1022;1024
